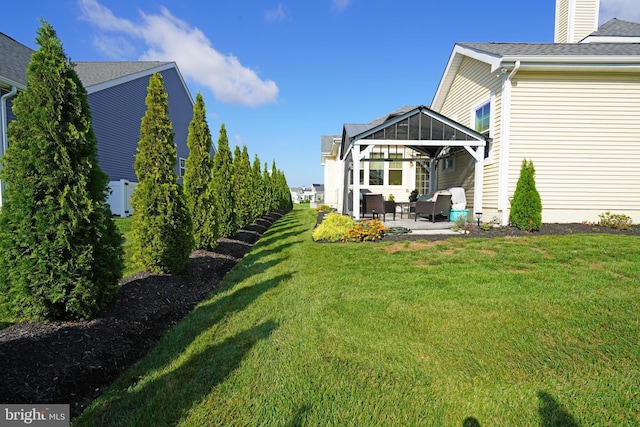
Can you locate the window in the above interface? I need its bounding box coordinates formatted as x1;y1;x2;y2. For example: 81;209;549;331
443;156;454;171
369;153;384;185
474;102;492;159
179;157;186;177
388;154;403;185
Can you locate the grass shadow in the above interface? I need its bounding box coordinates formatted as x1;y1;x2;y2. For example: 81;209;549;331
85;320;278;426
75;273;291;426
538;391;579;427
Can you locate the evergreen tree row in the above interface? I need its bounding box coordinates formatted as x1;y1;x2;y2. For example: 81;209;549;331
0;21;291;320
183;95;293;251
132;78;292;273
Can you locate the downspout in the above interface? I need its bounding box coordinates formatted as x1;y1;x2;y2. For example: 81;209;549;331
498;60;520;225
1;86;19;206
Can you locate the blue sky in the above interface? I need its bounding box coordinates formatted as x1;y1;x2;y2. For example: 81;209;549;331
3;0;639;187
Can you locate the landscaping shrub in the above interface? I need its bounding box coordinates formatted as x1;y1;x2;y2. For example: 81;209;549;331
598;212;633;230
250;155;266;219
210;124;236;239
130;73;193;274
183;92;216;251
0;21;123;320
312;213;355;242
509;159;542;231
233;145;253;230
343;219;388;242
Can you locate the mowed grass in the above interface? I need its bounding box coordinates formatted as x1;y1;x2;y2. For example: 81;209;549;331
72;205;640;425
113;216;135;278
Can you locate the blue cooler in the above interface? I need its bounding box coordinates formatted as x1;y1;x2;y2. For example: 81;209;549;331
449;209;469;222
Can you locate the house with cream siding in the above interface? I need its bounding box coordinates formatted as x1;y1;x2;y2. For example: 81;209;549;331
431;4;640;224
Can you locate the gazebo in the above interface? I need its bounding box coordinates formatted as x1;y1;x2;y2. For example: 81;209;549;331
339;105;490;220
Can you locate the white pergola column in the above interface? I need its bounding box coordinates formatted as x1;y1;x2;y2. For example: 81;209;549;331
464;145;485;223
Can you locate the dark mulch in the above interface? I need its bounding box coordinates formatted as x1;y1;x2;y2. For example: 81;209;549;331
0;210;286;418
382;222;640;241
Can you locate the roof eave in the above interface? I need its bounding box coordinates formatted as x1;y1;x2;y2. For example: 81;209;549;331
0;76;26;91
431;44;501;112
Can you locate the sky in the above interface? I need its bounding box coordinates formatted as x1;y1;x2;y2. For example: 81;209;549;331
3;0;640;187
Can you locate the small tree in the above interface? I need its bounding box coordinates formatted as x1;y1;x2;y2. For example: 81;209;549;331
0;21;123;320
233;145;252;229
184;92;216;250
262;162;273;215
210;124;236;238
509;159;542;231
250;155;265;220
130;73;193;273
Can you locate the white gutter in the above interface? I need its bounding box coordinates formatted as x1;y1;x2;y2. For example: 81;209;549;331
498;60;520;226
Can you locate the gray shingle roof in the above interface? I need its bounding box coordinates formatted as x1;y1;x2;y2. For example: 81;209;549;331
458;41;640;57
73;61;172;87
0;32;33;87
588;18;640;37
321;135;337;154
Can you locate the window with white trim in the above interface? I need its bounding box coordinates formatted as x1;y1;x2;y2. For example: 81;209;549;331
474;101;492;159
388;154;403;185
369;153;384;185
179;157;186;177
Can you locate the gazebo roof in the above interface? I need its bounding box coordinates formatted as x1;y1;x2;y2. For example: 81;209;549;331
340;105;487;160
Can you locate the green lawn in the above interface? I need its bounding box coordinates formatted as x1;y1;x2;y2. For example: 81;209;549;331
70;207;640;425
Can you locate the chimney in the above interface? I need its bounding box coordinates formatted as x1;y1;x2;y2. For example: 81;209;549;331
554;0;600;43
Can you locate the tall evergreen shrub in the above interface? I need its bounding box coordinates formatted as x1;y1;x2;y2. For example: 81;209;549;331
210;124;236;238
233;145;252;229
250;155;265;220
262;162;273;215
184;92;216;250
0;21;123;320
130;73;193;273
509;159;542;231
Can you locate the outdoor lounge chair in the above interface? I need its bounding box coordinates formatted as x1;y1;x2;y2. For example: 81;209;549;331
414;194;452;222
362;193;386;220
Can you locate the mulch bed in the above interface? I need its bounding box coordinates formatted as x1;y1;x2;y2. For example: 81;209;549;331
382;222;640;241
0;210;287;418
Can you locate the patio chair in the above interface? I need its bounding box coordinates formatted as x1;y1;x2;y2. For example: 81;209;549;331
415;194;452;222
362;193;386;220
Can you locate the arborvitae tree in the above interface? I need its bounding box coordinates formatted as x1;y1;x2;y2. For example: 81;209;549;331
509;159;542;231
210;124;236;238
130;73;193;273
263;162;273;215
250;155;265;221
184;92;216;250
0;21;123;320
233;145;252;229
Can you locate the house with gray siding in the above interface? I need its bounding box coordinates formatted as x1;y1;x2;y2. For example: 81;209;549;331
0;32;194;216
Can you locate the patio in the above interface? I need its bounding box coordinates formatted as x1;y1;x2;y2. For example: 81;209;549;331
360;213;460;236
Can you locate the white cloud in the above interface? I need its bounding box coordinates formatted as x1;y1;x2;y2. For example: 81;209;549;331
265;4;291;23
600;0;640;24
77;0;278;107
331;0;352;12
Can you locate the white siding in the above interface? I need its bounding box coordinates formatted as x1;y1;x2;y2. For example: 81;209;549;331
438;57;502;218
510;72;640;223
555;0;570;43
572;0;599;42
555;0;599;43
